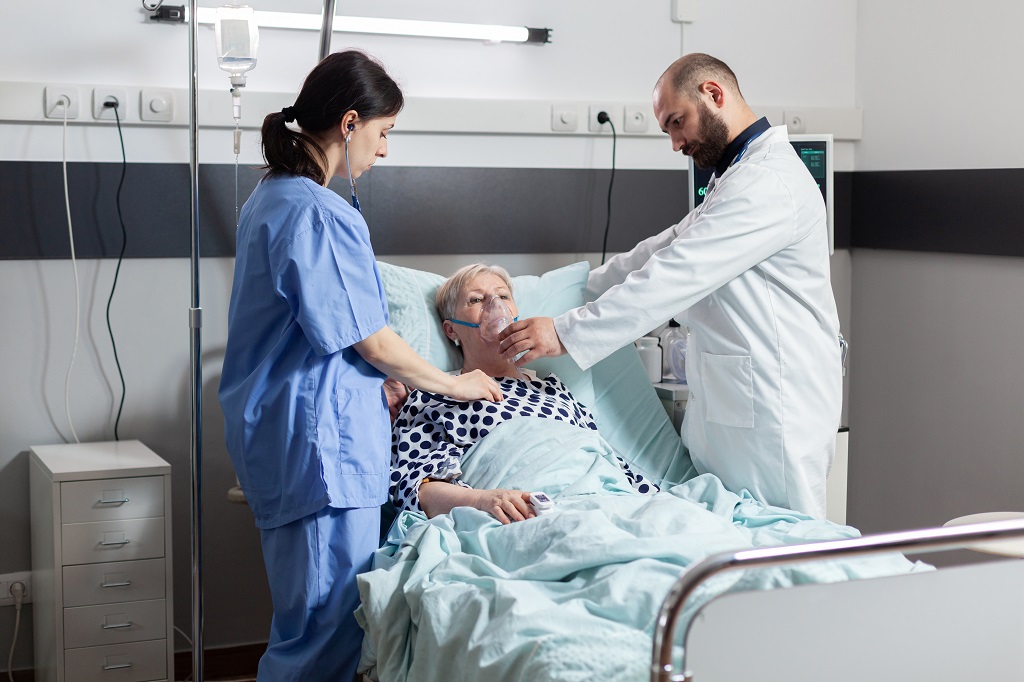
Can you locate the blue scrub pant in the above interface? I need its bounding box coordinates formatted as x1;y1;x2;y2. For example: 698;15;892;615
257;505;380;682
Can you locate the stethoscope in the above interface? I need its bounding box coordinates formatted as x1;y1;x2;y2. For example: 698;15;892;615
344;123;360;212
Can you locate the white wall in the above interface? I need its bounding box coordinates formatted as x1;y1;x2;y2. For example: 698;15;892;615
848;1;1024;548
0;0;859;669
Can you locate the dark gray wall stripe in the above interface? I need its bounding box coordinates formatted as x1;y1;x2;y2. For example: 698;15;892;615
850;169;1024;256
834;171;852;250
1;162;705;259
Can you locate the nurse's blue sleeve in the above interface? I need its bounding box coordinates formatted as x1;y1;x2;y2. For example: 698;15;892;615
272;212;387;355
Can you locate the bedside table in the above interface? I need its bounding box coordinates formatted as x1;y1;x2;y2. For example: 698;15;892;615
29;440;174;682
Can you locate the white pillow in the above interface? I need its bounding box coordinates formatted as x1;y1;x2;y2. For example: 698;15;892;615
376;260;597;412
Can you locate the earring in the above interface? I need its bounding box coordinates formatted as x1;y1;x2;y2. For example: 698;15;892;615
453;338;460;347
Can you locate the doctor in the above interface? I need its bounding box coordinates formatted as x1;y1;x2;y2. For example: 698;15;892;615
499;53;841;518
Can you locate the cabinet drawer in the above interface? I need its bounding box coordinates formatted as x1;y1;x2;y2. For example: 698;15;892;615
64;639;167;682
64;559;166;608
64;599;166;649
62;518;165;566
61;477;164;524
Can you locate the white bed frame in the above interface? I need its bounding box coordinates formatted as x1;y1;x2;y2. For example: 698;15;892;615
652;518;1024;682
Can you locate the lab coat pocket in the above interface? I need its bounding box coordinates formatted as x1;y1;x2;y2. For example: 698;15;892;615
701;353;754;428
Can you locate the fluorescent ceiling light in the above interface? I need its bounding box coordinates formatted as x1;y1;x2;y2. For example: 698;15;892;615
194;8;551;44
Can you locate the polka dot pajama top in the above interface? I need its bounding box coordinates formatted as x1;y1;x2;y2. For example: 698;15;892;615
390;373;658;512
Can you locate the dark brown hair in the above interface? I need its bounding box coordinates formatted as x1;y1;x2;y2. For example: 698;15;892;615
261;50;404;185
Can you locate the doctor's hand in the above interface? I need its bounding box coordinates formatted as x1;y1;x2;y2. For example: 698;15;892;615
498;317;567;367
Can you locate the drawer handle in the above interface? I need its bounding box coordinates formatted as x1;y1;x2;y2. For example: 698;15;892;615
101;580;132;588
97;497;130;505
101;621;133;630
99;538;131;546
102;662;133;671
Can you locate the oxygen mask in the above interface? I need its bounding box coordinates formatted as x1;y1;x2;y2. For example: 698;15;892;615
479;295;528;380
478;295;515;344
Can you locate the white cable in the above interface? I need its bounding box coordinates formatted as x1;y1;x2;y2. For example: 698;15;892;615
60;98;81;444
173;625;194;681
6;583;25;682
174;624;193;646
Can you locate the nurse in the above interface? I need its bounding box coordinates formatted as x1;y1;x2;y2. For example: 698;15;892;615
218;50;501;681
499;53;841;519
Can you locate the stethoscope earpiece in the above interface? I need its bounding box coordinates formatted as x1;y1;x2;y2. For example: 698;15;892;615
343;121;360;212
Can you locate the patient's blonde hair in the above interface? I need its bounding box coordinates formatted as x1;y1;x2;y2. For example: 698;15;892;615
435;263;514;323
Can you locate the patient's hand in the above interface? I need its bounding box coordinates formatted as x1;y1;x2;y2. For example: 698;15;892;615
473;489;535;524
383;377;410;422
420;481;534;524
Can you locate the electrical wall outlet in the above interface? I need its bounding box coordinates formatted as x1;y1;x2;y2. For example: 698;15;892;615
624;103;651;133
44;85;80;119
93;87;128;121
0;571;33;606
588;103;619;133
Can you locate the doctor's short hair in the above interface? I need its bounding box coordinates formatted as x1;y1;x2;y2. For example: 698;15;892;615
435;264;514;322
663;53;744;101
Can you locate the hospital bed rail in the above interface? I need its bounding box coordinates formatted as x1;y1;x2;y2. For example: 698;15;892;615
651;517;1024;682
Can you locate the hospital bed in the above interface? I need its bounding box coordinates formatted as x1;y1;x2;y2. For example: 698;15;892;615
359;260;1024;682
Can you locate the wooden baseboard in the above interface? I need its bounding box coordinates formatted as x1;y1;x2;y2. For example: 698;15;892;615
174;642;266;680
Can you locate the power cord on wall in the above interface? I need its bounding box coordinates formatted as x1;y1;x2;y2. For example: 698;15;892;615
597;110;617;265
104;99;129;439
59;96;82;444
6;582;26;682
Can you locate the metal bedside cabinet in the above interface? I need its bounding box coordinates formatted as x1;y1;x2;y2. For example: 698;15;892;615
29;441;174;682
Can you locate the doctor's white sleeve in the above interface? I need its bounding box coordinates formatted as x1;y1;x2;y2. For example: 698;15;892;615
584;215;693;302
556;165;799;369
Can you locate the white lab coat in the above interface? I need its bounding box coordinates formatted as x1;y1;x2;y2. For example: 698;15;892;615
554;125;841;518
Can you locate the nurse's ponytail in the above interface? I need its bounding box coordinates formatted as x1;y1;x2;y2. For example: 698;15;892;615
261;50;404;186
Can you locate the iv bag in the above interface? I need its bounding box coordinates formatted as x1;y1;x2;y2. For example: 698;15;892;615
479;296;514;344
215;5;259;84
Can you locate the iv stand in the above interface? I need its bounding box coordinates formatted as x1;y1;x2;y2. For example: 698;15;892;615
187;0;204;680
186;3;337;680
319;0;336;60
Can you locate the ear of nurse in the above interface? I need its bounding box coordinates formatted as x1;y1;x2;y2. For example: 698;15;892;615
498;316;567;367
310;108;396;184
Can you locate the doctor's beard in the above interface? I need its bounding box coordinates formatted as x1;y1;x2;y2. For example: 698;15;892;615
691;102;731;171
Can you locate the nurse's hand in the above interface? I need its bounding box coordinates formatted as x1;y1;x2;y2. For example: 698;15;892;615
450;369;504;403
498;317;567;366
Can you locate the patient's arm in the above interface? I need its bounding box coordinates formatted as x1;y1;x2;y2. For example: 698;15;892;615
419;480;535;525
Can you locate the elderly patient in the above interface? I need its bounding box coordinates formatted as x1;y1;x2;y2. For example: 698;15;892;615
390;264;657;524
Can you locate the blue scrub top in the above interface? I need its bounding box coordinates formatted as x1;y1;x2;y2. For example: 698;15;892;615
219;175;390;529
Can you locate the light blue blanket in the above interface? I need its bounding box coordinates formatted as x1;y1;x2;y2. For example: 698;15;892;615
356;418;927;682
